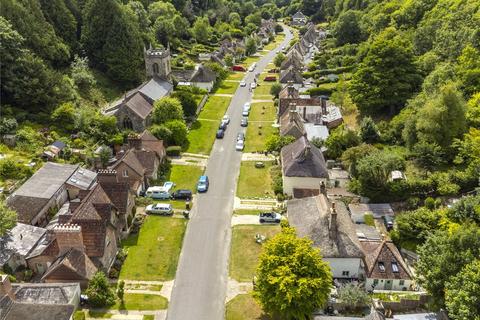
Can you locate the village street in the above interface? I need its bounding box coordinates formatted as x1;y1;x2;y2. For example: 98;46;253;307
167;27;293;320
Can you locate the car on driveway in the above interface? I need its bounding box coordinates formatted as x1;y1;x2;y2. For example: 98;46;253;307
216;129;225;139
259;212;281;223
222;115;230;124
146;203;173;215
240;81;246;87
172;189;192;200
163;181;175;192
235;140;244;151
241;117;248;127
237;132;245;141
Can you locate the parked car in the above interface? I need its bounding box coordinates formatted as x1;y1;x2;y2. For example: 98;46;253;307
250;82;257;89
243;102;251;110
222;115;230;124
242;109;249;116
240;81;246;87
216;129;225;139
146;203;173;215
172;189;192;200
383;215;394;231
264;76;277;82
162;181;175;192
240;117;248;127
259;212;281;223
248;63;256;72
145;186;171;200
219;121;228;130
235;140;244;151
237;132;245;141
197;175;209;192
232;65;246;72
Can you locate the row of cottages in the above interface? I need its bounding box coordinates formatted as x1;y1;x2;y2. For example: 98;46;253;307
287;192;413;291
211;38;246;67
103;45;217;132
256;19;277;44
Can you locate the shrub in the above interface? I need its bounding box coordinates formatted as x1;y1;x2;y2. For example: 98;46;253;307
166;146;182;156
85;272;115;307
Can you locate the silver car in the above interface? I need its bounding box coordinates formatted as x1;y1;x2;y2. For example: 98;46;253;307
235;140;244;151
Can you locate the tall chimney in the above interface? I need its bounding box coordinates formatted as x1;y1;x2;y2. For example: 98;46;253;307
303;106;307;120
54;224;85;255
304;144;311;158
329;202;337;240
0;275;14;300
97;169;119;185
320;96;327;114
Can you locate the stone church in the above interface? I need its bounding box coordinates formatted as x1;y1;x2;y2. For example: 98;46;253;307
103;45;174;132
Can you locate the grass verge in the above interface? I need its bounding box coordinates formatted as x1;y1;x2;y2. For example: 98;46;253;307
186;120;217;154
113;293;168;310
244;124;278;153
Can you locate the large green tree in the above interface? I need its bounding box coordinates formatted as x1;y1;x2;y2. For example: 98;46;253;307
254;226;332;319
0;200;17;236
416;225;480;307
152;97;184;124
349;28;422;115
333;10;365;45
38;0;78;52
85;271;115;307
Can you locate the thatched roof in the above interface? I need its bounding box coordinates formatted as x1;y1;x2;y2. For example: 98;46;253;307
281;136;328;178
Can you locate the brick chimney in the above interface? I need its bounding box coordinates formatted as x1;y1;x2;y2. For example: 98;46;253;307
0;275;14;300
54;224;85;255
97;169;118;184
128;134;142;150
329;202;337;240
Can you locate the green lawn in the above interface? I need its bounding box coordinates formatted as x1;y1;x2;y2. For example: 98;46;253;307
244;124;278;153
113;293;168;310
226;294;277;320
144;316;155;320
229;225;281;282
186;120;217;154
168;165;204;191
227;72;245;81
215;81;239;95
242;56;261;67
253;84;273;97
234;209;262;216
364;213;375;226
249;102;276;122
237;161;275;198
199;96;231;120
120;216;187;280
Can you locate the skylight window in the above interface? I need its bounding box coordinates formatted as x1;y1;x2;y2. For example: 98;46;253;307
378;262;385;272
392;261;399;273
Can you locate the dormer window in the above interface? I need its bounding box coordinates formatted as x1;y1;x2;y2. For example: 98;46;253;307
378;262;385;272
392;261;399;273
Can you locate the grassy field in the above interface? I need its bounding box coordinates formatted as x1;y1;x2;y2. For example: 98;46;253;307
234;209;262;216
199;96;232;120
215;81;239;95
226;294;278;320
186;120;217;154
112;293;168;310
168;165;204;191
120;216;187;280
237;161;275;199
227;72;246;81
253;83;273;97
244;124;278;153
249;102;276;122
242;55;261;67
229;225;281;282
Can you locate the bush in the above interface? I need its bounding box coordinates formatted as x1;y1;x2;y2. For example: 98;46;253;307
85;272;115;307
166;146;182;156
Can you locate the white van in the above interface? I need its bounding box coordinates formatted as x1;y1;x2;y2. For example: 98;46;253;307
145;186;171;199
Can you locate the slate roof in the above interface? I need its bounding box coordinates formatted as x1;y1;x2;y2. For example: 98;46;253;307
71;184;113;221
279;66;304;84
98;180;130;216
280;110;306;138
139;130;165;158
41;248;97;282
65;167;97;190
124;92;153;120
0;223;46;265
139;77;173;101
361;240;412;280
281;136;328;178
287;195;365;259
292;11;306;19
133;149;157;178
191;65;217;83
279;84;300;99
110;149;145;177
12;282;79;305
278;97;322;117
0;297;75;320
171;69;196;82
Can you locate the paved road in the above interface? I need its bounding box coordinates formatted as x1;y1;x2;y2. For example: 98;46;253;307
167;27;293;320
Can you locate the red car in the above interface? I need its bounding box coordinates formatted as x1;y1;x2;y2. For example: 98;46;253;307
232;65;246;72
264;76;277;82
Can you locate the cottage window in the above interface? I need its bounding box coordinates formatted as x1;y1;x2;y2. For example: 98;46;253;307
123;170;128;177
399;280;405;286
342;271;349;276
378;262;385;272
392;261;399;273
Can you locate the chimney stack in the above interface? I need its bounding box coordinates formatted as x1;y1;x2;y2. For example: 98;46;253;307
320;96;327;114
304;144;311;158
0;275;14;300
128;133;142;150
329;202;337;240
303;106;307;120
97;169;118;185
54;224;85;255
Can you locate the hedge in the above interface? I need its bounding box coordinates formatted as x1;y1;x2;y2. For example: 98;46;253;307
166;146;182;156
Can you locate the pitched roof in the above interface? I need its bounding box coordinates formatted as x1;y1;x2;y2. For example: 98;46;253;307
280;110;306;139
139;130;165;158
279;84;300;99
191;65;216;83
287;195;364;259
171;69;196;82
0;298;75;320
41;248;97;282
281;136;328;178
65;167;97;190
292;11;306;19
279;66;304;84
138;77;173;102
0;223;46;265
133;149;157;177
361;240;412;280
278;97;321;116
12;282;80;305
71;184;114;221
124;92;154;120
98;180;131;216
110;149;145;177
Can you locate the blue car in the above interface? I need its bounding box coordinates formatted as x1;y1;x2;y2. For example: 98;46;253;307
197;175;209;192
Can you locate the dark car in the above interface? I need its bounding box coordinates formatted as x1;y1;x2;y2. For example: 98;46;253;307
240;117;248;127
383;215;394;231
216;129;225;139
237;132;245;141
172;189;193;200
219;121;228;130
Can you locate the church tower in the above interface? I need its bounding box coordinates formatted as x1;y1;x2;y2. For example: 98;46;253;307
144;44;172;81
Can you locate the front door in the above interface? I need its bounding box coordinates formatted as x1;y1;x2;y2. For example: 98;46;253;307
384;280;393;290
